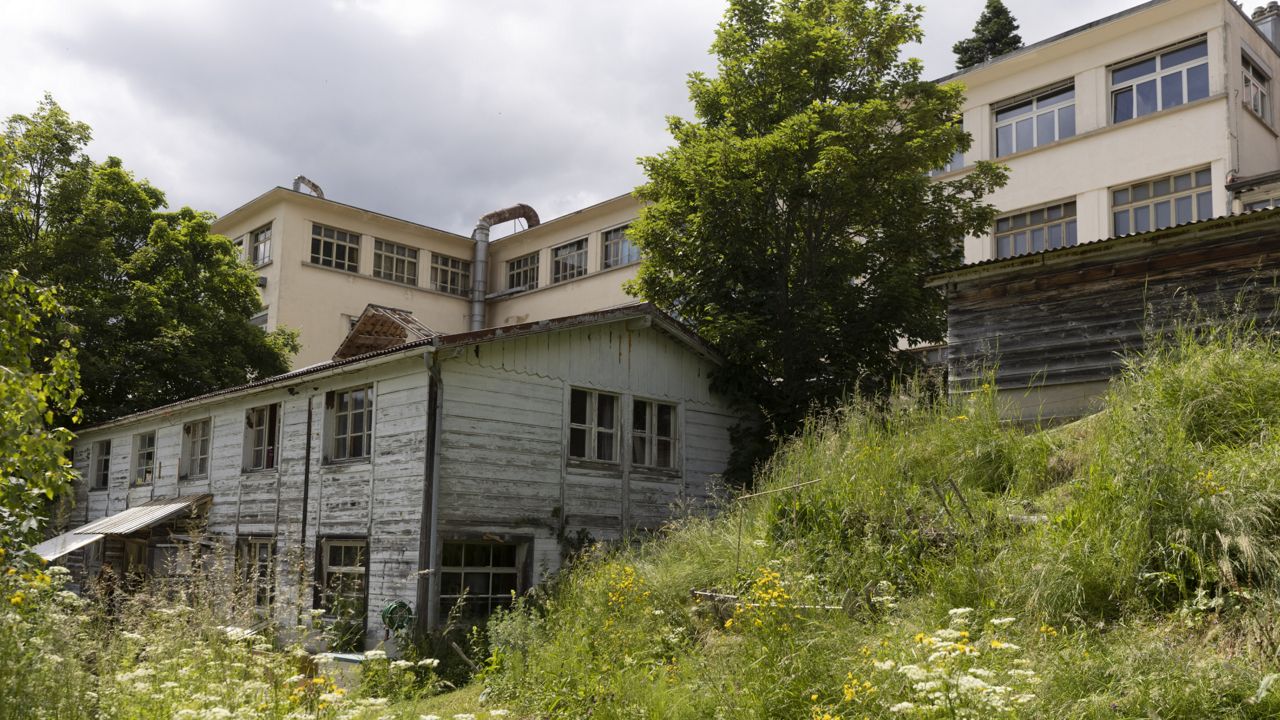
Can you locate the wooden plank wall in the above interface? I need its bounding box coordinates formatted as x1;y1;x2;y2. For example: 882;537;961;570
65;355;431;648
436;321;737;588
946;230;1280;395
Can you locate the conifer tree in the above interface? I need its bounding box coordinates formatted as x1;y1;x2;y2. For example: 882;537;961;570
952;0;1024;70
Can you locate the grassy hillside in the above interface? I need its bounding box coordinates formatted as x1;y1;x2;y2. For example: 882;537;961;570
481;326;1280;718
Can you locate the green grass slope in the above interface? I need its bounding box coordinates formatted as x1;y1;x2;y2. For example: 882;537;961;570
482;327;1280;719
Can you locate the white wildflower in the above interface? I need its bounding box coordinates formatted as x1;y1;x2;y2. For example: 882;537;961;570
121;632;145;642
452;715;476;720
314;653;337;665
969;668;995;679
990;616;1017;627
1014;693;1036;703
490;712;510;717
872;659;896;670
897;664;929;681
1007;669;1037;678
421;716;442;720
363;649;388;661
319;693;344;704
286;674;305;684
947;607;973;618
417;658;440;668
957;674;991;693
391;659;414;670
890;702;917;713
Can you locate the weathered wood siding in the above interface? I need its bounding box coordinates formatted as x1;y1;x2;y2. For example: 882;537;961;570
435;320;736;596
944;222;1280;418
67;355;431;647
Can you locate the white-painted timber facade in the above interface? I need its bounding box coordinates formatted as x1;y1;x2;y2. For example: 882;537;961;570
59;305;735;648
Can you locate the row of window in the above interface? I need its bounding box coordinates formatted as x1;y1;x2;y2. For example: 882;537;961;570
569;388;677;468
91;398;286;489
90;384;679;490
942;37;1257;172
309;223;475;297
993;166;1213;259
163;534;519;622
504;224;639;293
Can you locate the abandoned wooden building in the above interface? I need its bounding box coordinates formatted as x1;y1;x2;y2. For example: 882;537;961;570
929;207;1280;421
37;303;736;646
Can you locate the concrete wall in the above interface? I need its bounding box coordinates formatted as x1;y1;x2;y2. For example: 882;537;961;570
936;0;1280;263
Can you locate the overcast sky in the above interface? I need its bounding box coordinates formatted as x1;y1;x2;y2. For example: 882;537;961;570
2;0;1152;237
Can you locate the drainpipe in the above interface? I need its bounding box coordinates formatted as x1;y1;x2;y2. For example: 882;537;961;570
469;204;540;331
292;175;325;199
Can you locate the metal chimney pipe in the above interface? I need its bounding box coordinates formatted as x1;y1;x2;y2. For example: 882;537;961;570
469;204;540;331
292;175;325;199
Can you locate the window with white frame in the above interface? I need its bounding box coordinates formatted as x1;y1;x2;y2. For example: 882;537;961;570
569;388;618;462
179;419;211;480
244;403;280;472
1244;54;1271;124
327;386;373;462
249;224;272;266
239;537;275;609
232;235;246;261
632;399;677;469
90;439;111;490
1111;38;1209;123
439;541;520;619
1112;168;1213;236
310;223;360;272
132;431;156;486
602;225;640;269
430;253;471;296
994;84;1075;157
318;538;367;616
551;238;588;284
372;239;419;285
995;201;1077;259
507;252;539;291
1244;197;1280;212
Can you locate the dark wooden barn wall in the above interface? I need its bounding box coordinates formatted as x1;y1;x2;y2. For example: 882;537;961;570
946;230;1280;391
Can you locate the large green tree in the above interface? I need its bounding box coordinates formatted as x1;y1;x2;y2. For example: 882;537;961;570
0;96;297;422
952;0;1024;71
0;271;80;550
629;0;1006;475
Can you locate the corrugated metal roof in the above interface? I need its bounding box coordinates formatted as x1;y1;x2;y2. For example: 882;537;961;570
31;531;105;561
75;494;212;535
928;207;1280;287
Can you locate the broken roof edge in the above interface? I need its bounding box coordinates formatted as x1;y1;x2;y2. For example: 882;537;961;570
927;206;1280;288
79;302;722;434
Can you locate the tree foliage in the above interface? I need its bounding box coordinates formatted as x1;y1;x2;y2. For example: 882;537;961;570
628;0;1006;477
0;95;297;422
0;271;80;549
952;0;1024;71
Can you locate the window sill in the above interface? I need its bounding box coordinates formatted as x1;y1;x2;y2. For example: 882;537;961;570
321;457;372;469
241;468;280;477
632;466;682;479
567;458;622;473
88;487;109;493
1242;102;1279;138
253;260;273;270
953;92;1228;171
302;261;471;301
178;475;208;483
495;262;639;301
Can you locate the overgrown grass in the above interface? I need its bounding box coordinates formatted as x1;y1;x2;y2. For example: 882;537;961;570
481;325;1280;718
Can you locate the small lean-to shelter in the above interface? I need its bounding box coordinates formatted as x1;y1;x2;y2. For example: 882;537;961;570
44;303;737;648
929;208;1280;421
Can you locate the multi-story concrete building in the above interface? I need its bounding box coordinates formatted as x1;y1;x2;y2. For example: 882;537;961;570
213;180;642;368
932;0;1280;265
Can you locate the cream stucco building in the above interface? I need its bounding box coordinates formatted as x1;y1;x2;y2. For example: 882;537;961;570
933;0;1280;265
213;184;643;368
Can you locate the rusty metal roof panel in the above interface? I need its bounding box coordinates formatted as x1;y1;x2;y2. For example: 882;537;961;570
76;494;213;536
